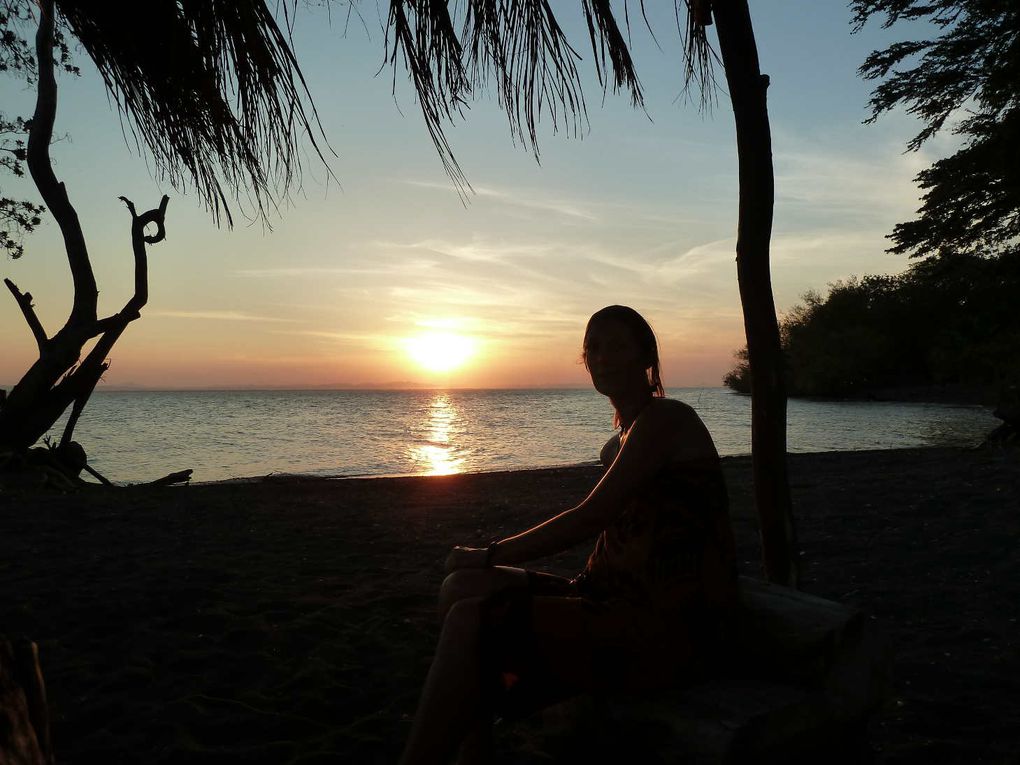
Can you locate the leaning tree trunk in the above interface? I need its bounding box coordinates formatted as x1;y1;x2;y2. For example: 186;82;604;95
712;0;799;586
0;0;167;459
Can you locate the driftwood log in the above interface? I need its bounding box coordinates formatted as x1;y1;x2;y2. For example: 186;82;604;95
0;639;52;765
519;578;891;764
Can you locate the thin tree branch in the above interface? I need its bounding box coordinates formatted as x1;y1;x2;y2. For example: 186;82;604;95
26;0;98;329
3;278;48;350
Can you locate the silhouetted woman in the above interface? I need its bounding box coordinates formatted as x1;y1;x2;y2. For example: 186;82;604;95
399;305;738;765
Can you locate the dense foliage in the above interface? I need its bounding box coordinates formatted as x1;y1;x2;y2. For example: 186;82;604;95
724;252;1020;400
852;0;1020;258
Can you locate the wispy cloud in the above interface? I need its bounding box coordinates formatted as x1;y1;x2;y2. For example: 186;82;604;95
652;238;736;283
374;237;557;264
270;328;391;345
403;179;600;222
149;310;298;323
773;140;928;222
233;267;360;277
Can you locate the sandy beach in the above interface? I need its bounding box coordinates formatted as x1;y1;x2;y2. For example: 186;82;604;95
1;446;1018;764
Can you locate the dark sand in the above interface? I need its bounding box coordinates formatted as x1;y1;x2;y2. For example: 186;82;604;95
1;447;1018;764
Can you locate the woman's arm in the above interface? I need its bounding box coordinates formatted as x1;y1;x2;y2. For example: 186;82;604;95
479;403;686;567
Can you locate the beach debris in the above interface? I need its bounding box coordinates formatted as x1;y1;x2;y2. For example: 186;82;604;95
145;469;194;487
0;440;191;490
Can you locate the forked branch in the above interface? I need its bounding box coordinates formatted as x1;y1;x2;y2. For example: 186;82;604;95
92;194;170;334
120;194;169;316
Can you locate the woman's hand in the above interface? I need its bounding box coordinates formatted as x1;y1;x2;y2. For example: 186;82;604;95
444;545;490;573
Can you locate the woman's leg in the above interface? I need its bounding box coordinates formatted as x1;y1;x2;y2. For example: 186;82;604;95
399;569;527;765
402;569;578;764
399;596;489;765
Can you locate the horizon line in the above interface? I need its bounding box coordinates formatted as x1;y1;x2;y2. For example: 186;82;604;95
6;383;728;393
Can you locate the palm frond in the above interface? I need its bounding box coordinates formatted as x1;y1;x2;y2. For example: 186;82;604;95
677;0;719;111
53;0;331;226
387;0;719;189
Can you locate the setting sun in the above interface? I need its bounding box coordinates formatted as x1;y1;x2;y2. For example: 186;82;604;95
404;332;477;373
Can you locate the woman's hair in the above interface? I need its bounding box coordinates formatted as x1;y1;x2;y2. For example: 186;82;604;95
583;305;665;398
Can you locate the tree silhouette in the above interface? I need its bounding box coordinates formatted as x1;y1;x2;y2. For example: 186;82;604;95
726;253;1020;401
852;0;1020;259
0;0;326;476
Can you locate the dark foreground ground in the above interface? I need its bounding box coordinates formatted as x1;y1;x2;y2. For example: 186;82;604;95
1;446;1018;764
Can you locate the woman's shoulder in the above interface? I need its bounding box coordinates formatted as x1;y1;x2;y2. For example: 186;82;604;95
642;398;718;460
643;397;703;426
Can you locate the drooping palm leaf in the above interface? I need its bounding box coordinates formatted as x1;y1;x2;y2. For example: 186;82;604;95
53;0;329;225
386;0;715;189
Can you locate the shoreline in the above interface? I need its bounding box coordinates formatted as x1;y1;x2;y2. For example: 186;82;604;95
2;445;1018;763
187;444;974;487
724;384;998;407
189;458;607;487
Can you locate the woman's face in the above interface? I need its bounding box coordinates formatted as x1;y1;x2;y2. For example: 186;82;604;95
584;319;649;397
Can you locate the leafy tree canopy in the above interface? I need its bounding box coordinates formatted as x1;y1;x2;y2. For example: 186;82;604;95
852;0;1020;258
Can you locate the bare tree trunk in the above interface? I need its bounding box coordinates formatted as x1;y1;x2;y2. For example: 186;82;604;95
0;0;167;460
712;0;799;586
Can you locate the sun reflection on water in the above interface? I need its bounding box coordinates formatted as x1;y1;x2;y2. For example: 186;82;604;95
411;394;464;475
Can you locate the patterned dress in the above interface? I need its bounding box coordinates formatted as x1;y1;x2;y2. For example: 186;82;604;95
577;454;738;617
488;441;739;715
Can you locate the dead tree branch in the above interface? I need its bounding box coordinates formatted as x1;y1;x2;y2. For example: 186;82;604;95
3;279;48;350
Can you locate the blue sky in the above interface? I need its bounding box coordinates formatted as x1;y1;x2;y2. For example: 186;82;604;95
0;1;952;389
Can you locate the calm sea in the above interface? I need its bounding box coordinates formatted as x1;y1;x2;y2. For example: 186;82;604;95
44;388;998;484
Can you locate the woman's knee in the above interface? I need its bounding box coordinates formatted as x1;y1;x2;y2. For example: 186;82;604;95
438;567;527;619
438;569;486;617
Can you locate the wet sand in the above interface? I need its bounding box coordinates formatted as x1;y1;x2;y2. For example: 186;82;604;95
1;446;1018;764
